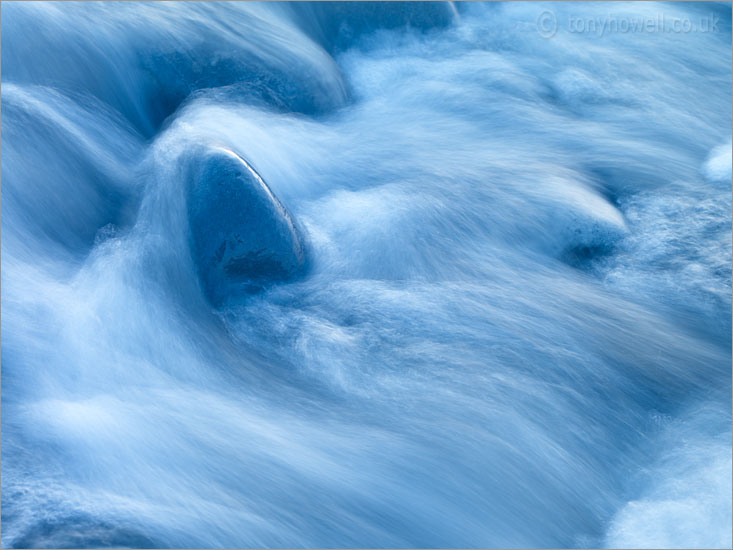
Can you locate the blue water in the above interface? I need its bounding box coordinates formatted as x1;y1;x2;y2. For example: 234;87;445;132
2;2;731;548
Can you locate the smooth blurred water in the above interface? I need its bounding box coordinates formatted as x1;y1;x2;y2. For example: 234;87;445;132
1;2;731;548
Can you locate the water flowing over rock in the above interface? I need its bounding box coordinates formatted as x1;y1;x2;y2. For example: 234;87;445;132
1;2;730;549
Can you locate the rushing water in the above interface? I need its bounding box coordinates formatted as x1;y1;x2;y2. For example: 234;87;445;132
1;2;731;548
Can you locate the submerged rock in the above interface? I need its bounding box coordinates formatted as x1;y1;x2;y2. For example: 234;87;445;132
186;147;307;304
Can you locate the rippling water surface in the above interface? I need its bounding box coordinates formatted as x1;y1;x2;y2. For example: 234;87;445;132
2;2;731;548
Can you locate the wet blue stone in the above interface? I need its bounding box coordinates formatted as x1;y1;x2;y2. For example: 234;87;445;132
186;147;307;304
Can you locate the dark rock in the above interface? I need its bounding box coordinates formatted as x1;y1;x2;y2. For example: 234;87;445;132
186;147;307;304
